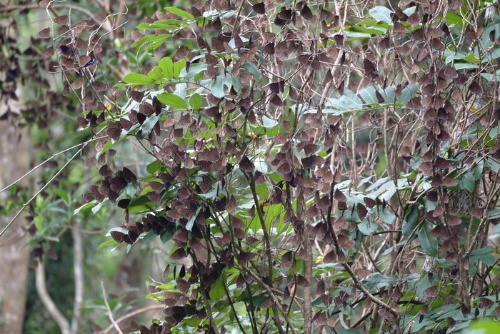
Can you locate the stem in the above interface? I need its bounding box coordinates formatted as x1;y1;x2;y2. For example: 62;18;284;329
36;260;71;334
100;281;123;334
71;222;84;333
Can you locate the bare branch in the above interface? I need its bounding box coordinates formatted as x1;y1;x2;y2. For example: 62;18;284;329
36;260;71;334
100;281;123;334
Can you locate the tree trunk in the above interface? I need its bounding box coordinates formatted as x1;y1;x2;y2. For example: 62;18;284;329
0;0;30;331
0;121;30;334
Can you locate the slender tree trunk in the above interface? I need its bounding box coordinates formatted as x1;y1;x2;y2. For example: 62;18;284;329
0;121;30;333
0;0;30;331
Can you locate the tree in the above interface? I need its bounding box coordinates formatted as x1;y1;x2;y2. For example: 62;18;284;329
3;0;500;333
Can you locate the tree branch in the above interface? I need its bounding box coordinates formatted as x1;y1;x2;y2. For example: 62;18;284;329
36;260;71;334
71;222;84;333
100;281;123;334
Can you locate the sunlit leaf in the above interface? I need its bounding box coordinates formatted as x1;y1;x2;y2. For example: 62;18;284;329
157;93;188;109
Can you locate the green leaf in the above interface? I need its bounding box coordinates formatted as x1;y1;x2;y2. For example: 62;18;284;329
165;6;195;20
211;75;226;99
157;93;188;109
142;231;157;244
362;273;397;290
381;86;396;104
148;66;164;83
159;57;174;80
146;160;162;174
398;84;419;105
369;6;394;25
379;208;396;225
209;271;226;300
454;63;479;70
97;239;118;250
74;201;98;215
402;205;420;237
337;329;362;334
121;73;154;85
160;229;174;243
418;221;438;257
466;319;500;334
458;171;475;192
186;207;202;231
128;196;156;213
55;189;70;204
141;114;160;135
262;115;278;128
358;86;378;105
445;11;464;27
173;59;186;78
463;53;480;65
189;93;202;110
358;218;378;235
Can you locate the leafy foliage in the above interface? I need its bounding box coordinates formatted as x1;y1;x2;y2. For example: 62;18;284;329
13;0;500;333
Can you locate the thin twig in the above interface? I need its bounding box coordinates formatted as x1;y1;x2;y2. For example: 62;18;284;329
0;147;82;239
101;304;165;334
100;281;123;334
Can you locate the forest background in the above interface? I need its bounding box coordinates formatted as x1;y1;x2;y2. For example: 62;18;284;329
0;0;499;333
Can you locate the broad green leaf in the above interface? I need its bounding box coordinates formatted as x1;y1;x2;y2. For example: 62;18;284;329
362;273;397;290
132;34;171;48
470;246;495;266
379;208;396;225
398;84;419;105
128;196;156;213
55;189;70;204
146;160;162;174
369;6;393;25
232;76;242;95
142;231;157;244
148;66;164;83
358;86;378;105
347;26;387;34
160;230;174;243
458;171;475;192
209;271;226;300
121;73;154;85
159;57;174;80
466;319;500;334
173;59;186;78
262;115;278;128
157;92;188;109
97;239;118;250
337;329;361;334
418;221;438;257
358;218;378;235
165;6;195;20
186;207;202;231
463;53;480;64
189;93;203;110
381;86;396;104
183;63;207;79
454;63;479;70
445;11;464;27
74;201;98;215
402;205;420;237
141;114;160;135
244;63;261;82
136;19;186;30
480;69;500;82
211;75;226;98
